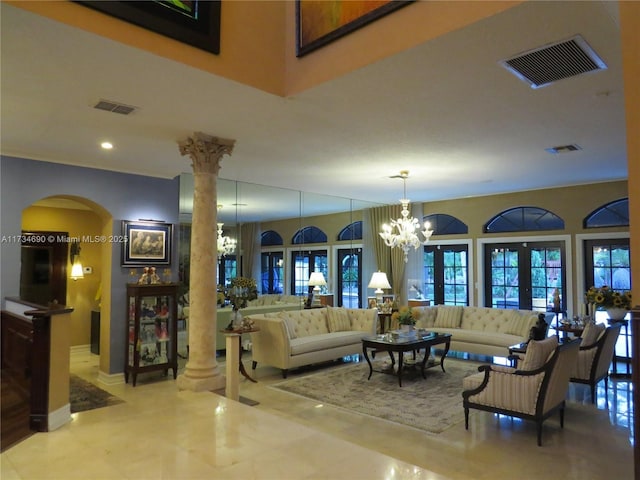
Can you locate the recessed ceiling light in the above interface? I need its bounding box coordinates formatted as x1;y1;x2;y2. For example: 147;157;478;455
101;142;113;150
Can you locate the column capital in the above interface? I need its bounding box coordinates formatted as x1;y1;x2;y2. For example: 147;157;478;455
178;132;235;175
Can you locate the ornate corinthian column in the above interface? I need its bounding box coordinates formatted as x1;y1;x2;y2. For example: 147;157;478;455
177;132;235;392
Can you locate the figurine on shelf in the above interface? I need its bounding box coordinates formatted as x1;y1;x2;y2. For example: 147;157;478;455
138;266;161;285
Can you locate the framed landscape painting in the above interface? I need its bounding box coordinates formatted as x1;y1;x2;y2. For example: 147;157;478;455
76;1;221;54
122;220;173;266
296;0;413;56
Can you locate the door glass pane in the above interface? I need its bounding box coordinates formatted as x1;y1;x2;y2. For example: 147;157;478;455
339;251;360;308
530;246;562;312
490;247;520;309
423;250;435;304
292;253;309;296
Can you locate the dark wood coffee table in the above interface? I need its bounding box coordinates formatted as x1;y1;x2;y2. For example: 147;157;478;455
362;333;451;387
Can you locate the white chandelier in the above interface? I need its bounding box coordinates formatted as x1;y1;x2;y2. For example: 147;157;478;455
379;170;433;263
217;223;236;259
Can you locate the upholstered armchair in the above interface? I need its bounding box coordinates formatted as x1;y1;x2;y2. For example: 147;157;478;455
570;322;622;403
462;336;580;446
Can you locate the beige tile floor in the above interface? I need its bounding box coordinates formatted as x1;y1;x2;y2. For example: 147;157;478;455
1;349;634;480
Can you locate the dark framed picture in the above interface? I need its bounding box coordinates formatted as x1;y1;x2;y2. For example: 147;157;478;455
296;0;413;57
76;1;221;54
122;220;173;266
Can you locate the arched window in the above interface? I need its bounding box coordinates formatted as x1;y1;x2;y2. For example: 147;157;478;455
261;230;283;246
292;226;327;244
423;214;468;235
484;207;564;233
584;198;629;228
337;221;362;241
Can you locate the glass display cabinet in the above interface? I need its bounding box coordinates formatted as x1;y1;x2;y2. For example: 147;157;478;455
125;284;178;386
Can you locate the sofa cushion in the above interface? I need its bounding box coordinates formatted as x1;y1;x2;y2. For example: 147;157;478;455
435;306;463;328
519;336;558;371
327;306;351;332
289;331;366;355
506;313;537;337
430;328;523;348
580;322;606;347
414;307;437;328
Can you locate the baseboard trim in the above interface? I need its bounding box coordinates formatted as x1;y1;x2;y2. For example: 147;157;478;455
48;403;71;431
97;370;125;386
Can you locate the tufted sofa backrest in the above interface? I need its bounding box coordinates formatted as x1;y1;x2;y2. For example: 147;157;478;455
278;308;329;338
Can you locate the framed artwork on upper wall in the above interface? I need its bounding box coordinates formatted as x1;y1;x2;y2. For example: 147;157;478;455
296;0;414;57
76;1;221;54
122;220;173;266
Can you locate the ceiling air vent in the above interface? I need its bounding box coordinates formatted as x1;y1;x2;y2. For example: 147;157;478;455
545;144;582;154
93;99;137;115
500;35;607;89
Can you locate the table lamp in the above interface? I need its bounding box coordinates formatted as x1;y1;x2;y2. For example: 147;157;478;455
308;271;327;307
368;271;391;308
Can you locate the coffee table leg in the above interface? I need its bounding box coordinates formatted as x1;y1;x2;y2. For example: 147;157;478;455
388;350;395;368
420;349;429;379
440;339;450;373
363;344;373;380
397;353;404;387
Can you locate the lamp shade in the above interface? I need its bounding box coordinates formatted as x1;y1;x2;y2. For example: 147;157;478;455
368;271;391;290
308;271;327;287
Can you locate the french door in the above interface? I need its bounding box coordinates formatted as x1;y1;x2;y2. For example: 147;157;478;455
584;238;631;369
423;244;469;306
337;248;362;308
484;241;565;311
260;251;284;294
290;249;328;297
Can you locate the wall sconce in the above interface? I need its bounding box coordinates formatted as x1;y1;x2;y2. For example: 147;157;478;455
70;240;84;280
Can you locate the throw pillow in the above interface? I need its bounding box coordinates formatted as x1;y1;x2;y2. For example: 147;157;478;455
434;306;463;328
580;322;606;347
327;306;351;332
519;336;558;371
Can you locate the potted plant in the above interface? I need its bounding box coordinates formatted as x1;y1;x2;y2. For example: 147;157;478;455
585;285;632;321
392;306;417;331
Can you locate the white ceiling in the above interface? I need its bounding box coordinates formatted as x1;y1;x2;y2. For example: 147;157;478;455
0;1;628;221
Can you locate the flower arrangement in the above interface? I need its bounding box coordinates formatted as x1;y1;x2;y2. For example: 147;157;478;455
228;277;258;310
392;306;417;326
585;285;632;310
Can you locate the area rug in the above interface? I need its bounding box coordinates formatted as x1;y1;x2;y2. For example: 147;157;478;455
270;358;481;434
70;375;124;413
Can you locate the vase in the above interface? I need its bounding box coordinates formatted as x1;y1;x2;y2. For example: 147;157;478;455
400;324;413;333
606;308;628;322
232;309;244;329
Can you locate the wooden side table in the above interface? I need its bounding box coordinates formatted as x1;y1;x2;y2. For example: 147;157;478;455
220;328;259;383
377;312;393;333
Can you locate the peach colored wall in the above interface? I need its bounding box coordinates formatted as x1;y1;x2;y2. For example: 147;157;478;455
9;0;287;95
11;1;522;97
284;1;522;94
620;2;639;310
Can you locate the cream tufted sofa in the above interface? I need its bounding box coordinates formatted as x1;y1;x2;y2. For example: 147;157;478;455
215;299;304;350
412;305;550;358
248;306;378;378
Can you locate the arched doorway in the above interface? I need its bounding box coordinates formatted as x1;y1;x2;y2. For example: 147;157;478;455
21;195;113;376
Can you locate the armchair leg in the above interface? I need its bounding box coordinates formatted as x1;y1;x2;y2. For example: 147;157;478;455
464;407;469;430
252;361;258;370
590;383;596;404
536;422;542;447
559;402;565;428
282;369;288;379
